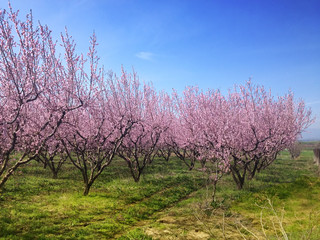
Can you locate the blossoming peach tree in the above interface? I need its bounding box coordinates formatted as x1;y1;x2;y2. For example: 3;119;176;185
0;5;84;189
0;3;314;196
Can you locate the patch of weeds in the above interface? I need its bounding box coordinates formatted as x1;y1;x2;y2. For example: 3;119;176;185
117;228;152;240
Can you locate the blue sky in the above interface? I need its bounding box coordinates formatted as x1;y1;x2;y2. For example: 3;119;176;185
2;0;320;139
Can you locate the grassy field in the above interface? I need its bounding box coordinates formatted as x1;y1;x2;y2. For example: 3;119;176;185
0;150;319;239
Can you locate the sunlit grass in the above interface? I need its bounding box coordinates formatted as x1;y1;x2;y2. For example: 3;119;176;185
0;150;319;239
0;156;204;239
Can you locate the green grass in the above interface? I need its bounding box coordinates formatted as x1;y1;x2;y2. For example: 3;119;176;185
0;151;319;239
0;156;204;239
141;150;320;239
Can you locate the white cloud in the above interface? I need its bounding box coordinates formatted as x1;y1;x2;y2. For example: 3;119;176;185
306;100;320;105
136;51;154;61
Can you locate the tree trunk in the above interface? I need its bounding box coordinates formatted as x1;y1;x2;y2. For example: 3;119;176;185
48;163;59;179
211;179;218;203
130;168;141;182
83;182;92;196
231;172;245;190
230;166;246;190
52;171;58;179
0;161;22;190
43;161;47;169
247;161;258;180
165;150;171;162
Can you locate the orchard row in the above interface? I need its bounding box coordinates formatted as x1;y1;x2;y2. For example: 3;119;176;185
0;4;313;195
